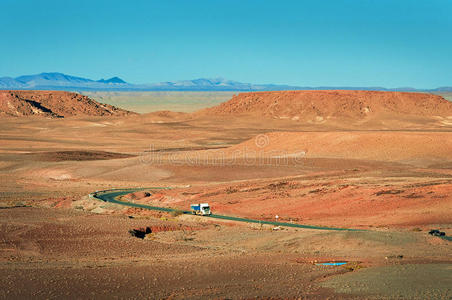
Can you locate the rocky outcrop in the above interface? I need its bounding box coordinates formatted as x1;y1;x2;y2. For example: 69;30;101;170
0;90;136;117
198;90;452;119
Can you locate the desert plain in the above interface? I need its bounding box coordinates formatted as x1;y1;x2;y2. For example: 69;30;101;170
0;89;452;299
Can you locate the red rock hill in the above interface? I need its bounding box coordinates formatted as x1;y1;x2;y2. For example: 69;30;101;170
199;90;452;119
0;90;135;117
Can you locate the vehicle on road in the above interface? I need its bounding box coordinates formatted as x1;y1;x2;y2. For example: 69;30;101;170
190;203;211;215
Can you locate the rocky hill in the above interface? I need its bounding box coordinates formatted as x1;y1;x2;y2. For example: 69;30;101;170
0;90;135;117
199;90;452;120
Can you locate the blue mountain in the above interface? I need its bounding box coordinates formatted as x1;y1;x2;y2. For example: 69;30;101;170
97;77;127;84
0;72;450;92
147;77;302;91
0;72;130;90
16;72;93;84
0;77;26;89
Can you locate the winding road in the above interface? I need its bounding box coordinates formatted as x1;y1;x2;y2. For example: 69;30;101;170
90;188;452;241
90;187;361;231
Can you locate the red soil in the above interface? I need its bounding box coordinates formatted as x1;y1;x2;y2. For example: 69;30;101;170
0;90;135;117
131;224;199;233
199;90;452;119
142;110;189;119
123;191;152;200
28;150;135;161
152;179;452;228
224;131;452;165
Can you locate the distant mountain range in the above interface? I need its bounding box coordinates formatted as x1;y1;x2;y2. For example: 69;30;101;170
0;72;451;92
0;73;130;90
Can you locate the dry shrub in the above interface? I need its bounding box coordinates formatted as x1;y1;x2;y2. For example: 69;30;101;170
170;209;184;217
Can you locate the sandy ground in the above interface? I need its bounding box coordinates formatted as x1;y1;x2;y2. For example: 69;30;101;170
1;207;451;299
322;263;452;299
1;92;452;298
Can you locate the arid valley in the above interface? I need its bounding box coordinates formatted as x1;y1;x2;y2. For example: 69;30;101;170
0;89;451;299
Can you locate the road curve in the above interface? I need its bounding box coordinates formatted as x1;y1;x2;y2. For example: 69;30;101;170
90;188;452;239
90;187;362;231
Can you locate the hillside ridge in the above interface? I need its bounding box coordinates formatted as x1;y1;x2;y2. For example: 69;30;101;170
0;90;135;117
199;90;452;119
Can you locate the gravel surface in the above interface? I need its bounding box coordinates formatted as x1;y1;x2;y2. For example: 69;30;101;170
322;263;452;299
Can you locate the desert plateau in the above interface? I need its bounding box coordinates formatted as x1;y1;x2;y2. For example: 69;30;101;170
0;89;451;299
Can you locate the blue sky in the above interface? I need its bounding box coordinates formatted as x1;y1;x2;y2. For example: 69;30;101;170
0;0;451;88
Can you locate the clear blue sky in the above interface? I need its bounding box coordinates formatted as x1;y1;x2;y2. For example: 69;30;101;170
0;0;451;88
